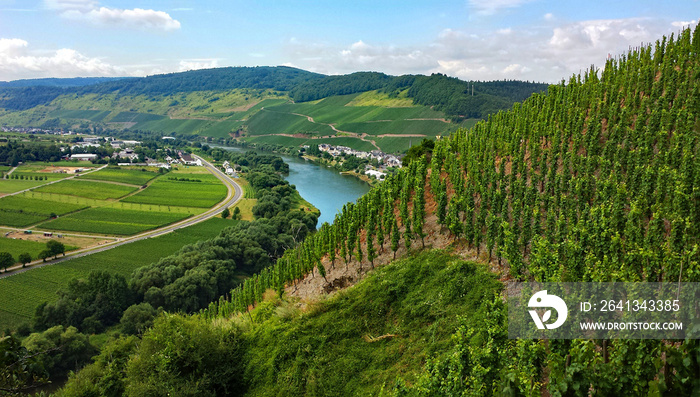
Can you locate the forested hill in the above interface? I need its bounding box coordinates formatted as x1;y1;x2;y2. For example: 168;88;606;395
0;66;547;121
0;77;123;88
190;25;700;395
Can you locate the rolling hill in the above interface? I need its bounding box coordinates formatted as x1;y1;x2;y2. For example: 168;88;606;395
0;67;547;153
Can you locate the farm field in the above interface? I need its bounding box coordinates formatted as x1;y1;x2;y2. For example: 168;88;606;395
0;179;50;195
0;237;77;263
0;195;88;227
34;179;139;200
0;217;237;330
245;109;335;136
39;207;194;235
80;166;160;185
122;171;227;208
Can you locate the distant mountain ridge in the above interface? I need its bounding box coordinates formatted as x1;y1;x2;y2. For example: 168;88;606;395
0;66;548;121
0;76;124;88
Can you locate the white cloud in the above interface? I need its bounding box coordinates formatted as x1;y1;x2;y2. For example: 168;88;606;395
543;13;554;21
0;38;126;80
672;20;697;28
178;59;219;72
468;0;534;15
283;17;690;83
44;0;180;31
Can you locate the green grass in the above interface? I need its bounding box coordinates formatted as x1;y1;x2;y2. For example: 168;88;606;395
241;250;501;396
40;207;193;235
0;237;77;262
34;179;139;200
121;177;227;208
81;167;160;185
0;217;237;330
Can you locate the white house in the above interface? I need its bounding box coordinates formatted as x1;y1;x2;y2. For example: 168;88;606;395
70;154;98;161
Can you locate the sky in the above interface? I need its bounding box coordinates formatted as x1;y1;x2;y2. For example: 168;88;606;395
0;0;697;83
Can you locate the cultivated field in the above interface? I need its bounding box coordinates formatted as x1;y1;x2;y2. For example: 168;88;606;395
80;166;160;185
0;217;236;330
0;195;88;227
122;171;227;208
34;179;139;200
40;207;193;235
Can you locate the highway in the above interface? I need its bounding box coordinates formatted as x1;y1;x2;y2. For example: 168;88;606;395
0;155;243;278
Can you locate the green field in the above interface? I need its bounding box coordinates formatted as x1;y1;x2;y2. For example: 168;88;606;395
0;179;50;194
0;195;88;227
80;167;160;185
40;207;193;235
0;237;77;262
34;179;139;200
245;109;335;136
122;174;227;208
0;217;237;330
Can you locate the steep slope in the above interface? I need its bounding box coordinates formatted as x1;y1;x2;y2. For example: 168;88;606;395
200;25;700;395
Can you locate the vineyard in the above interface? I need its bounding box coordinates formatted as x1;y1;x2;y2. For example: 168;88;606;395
201;26;700;395
34;179;139;200
39;207;193;235
80;166;160;185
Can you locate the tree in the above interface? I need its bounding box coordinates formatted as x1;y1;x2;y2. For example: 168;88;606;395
0;335;50;394
120;303;158;335
221;207;231;219
0;252;14;272
18;253;31;268
46;240;65;258
38;249;52;263
232;206;242;220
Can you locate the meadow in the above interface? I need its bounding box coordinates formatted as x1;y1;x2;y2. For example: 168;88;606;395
0;217;237;330
34;179;139;200
39;207;193;235
80;166;160;185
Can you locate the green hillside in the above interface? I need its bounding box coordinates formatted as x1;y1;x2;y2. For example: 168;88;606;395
0;67;546;153
193;25;700;395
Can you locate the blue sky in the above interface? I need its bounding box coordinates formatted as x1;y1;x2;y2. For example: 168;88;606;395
0;0;697;82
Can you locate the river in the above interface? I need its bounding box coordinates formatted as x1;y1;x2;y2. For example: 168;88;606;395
216;146;370;226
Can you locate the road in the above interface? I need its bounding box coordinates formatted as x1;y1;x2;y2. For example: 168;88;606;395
0;156;242;278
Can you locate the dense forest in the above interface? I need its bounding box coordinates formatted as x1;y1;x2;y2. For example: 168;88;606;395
3;24;700;397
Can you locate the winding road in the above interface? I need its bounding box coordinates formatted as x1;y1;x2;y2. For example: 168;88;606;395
0;155;242;278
